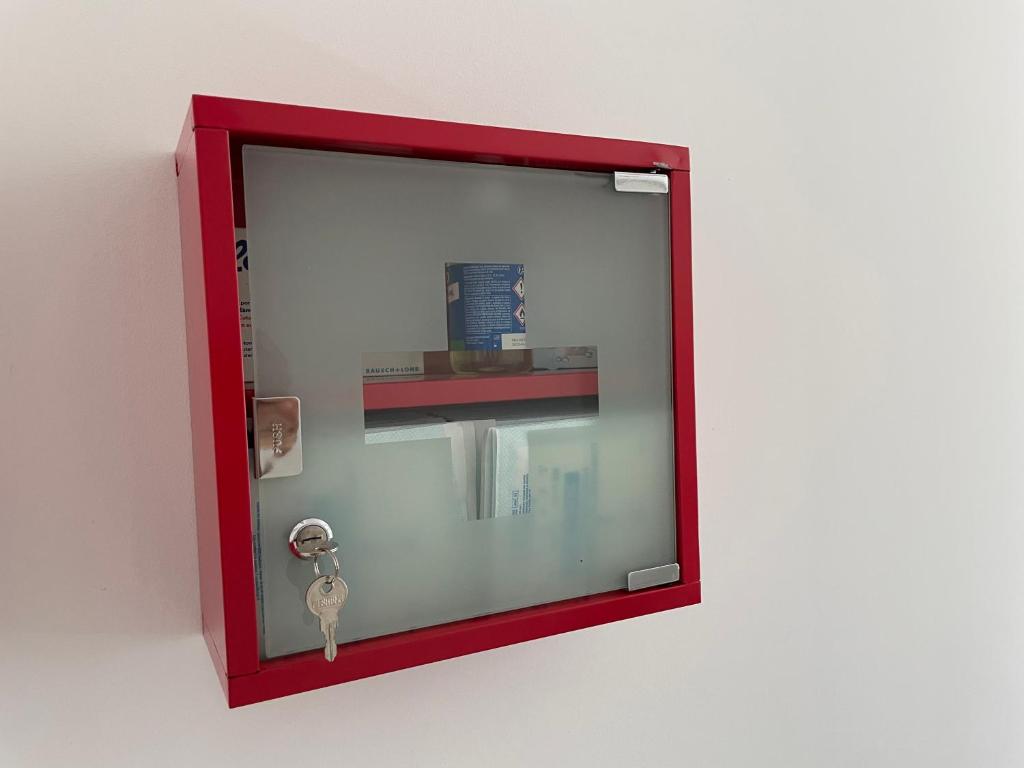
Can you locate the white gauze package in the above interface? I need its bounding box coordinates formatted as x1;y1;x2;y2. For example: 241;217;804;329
365;421;483;520
480;417;598;519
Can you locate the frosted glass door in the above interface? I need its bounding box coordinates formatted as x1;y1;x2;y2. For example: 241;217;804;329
243;145;677;659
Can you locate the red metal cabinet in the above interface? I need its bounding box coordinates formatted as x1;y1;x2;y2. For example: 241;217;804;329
175;95;698;706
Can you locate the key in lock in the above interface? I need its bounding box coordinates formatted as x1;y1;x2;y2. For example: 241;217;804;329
287;518;338;560
288;517;347;661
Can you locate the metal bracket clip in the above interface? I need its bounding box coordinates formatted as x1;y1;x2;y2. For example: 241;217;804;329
627;563;680;591
613;171;669;194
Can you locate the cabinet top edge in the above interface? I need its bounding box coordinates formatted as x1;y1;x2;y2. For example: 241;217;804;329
180;94;690;173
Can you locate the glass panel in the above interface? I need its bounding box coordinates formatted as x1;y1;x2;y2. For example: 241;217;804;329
243;146;675;659
363;347;600;521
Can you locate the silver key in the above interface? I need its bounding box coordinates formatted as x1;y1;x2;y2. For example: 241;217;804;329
305;575;349;661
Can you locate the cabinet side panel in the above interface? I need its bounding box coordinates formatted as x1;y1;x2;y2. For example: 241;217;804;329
177;131;229;682
179;128;260;680
194;128;261;676
191;94;690;172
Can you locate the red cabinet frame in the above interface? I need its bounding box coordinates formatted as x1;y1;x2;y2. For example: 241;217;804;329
176;95;699;706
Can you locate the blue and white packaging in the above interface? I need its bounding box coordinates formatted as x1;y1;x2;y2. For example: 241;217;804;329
236;228;253;386
445;263;526;351
479;417;598;518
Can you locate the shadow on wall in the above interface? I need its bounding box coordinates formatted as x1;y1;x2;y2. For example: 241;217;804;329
1;150;201;639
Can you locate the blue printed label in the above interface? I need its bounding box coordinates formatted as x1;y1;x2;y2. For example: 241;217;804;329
236;228;253;385
446;263;526;351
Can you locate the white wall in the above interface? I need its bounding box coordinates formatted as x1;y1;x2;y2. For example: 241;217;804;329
3;1;1024;765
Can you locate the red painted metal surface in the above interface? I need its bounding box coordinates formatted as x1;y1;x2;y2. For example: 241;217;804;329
176;126;260;679
231;581;700;707
176;95;698;706
177;129;227;687
363;370;598;411
193;95;688;173
670;171;701;585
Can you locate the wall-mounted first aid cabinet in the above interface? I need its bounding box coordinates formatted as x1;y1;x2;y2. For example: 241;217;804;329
175;95;699;706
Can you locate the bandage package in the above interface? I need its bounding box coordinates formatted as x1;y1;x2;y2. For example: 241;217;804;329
365;402;597;521
365;420;493;520
479;417;598;519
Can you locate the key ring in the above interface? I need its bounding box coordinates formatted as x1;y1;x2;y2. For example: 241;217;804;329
312;546;340;583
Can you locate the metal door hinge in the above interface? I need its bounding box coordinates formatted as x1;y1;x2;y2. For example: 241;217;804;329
627;563;680;591
613;171;669;194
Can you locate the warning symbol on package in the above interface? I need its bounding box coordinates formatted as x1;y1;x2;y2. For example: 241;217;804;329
513;303;526;326
512;277;525;300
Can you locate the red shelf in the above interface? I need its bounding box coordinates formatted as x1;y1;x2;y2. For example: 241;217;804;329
363;369;597;411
